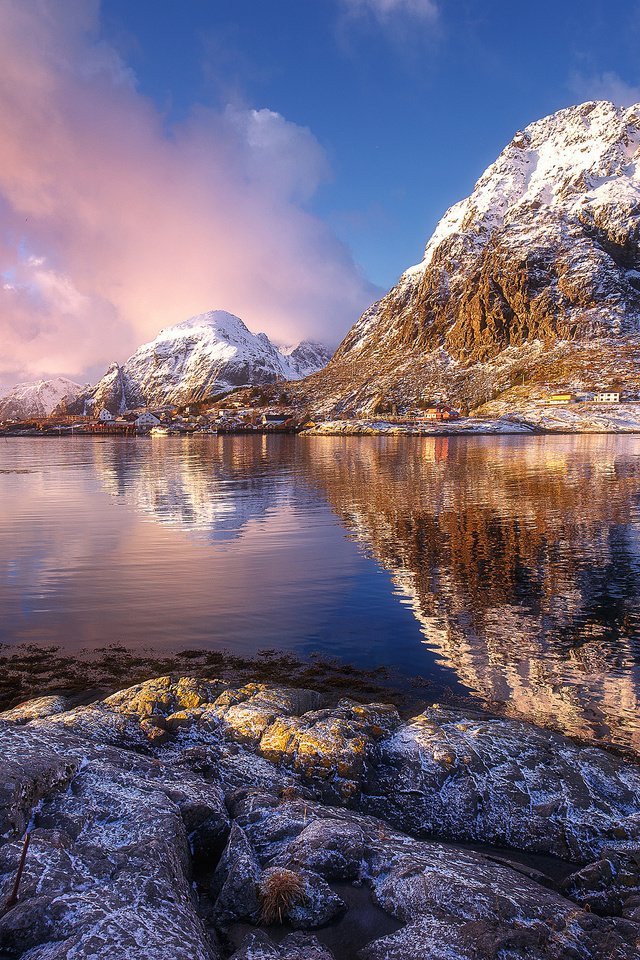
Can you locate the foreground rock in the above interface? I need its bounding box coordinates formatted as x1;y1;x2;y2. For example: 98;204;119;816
365;706;640;861
0;676;639;959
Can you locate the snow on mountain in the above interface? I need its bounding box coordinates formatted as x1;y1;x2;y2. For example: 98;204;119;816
65;311;332;413
279;340;333;378
292;100;640;415
0;377;84;420
120;310;292;407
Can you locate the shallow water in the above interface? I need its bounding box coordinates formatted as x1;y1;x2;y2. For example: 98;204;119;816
1;434;639;752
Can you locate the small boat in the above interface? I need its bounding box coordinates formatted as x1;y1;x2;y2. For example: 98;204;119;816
149;426;177;436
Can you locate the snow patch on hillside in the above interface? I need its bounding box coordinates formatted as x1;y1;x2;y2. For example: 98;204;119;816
0;377;83;418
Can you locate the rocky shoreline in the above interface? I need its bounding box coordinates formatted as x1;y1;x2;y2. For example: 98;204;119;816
301;407;640;436
1;676;640;959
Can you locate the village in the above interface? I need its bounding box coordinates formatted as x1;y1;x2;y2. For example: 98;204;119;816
0;403;304;437
0;386;631;437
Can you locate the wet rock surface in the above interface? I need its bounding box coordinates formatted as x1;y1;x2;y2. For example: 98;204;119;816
0;676;639;959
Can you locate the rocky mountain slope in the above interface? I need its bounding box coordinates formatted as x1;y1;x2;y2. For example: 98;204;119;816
62;311;331;414
291;100;640;416
279;340;333;379
0;376;83;420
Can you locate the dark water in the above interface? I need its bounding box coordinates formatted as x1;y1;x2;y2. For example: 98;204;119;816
1;434;640;752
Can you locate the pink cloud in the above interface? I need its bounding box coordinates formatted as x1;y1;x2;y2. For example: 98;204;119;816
0;0;378;388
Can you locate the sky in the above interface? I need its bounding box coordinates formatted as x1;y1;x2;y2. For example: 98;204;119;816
1;0;639;391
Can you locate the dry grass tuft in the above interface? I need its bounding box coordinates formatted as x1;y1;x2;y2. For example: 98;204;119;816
279;785;299;801
259;868;308;924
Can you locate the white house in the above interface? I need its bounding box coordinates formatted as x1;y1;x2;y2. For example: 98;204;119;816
593;391;620;403
98;409;115;421
135;412;162;431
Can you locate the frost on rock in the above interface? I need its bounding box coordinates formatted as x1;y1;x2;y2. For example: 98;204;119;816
1;677;640;959
365;706;640;862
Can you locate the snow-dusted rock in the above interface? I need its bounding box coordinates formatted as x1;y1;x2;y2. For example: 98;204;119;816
563;851;640;918
230;931;337;960
209;823;262;927
284;870;346;929
231;791;640;960
0;695;69;724
2;678;640;959
365;706;640;862
0;377;83;420
301;416;534;435
0;721;228;959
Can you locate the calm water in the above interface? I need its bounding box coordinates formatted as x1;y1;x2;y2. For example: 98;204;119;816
1;434;640;752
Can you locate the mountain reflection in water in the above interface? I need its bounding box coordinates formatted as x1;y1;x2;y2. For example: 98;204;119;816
303;435;640;754
1;434;639;753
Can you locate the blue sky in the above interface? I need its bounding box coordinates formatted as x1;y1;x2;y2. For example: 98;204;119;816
102;0;640;287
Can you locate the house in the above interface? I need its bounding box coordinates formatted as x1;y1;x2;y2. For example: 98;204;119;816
261;412;290;427
593;391;620;403
98;408;115;421
547;393;576;405
419;405;460;421
134;412;162;431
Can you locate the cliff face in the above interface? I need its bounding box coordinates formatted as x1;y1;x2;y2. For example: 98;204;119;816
294;101;640;415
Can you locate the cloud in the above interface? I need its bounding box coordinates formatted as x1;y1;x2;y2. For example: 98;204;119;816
337;0;439;22
0;0;379;388
569;71;640;108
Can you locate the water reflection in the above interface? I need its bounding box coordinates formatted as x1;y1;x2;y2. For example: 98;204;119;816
1;434;639;753
93;436;288;542
301;435;640;752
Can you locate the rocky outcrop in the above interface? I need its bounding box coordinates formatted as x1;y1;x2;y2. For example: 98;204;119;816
0;720;228;959
290;101;640;416
364;707;640;861
1;676;639;959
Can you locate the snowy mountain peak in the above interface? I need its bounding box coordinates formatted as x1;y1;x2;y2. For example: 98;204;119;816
279;340;333;378
65;311;332;413
416;99;640;276
157;310;258;346
299;100;640;416
0;376;84;419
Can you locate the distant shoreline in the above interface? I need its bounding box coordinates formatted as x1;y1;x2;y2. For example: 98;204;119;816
6;418;640;442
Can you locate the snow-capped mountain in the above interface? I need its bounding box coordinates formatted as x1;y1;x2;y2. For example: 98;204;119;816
279;341;333;378
64;311;331;414
292;100;640;415
0;377;84;420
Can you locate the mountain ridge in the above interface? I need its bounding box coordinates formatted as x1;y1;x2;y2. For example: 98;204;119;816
289;100;640;416
0;377;84;420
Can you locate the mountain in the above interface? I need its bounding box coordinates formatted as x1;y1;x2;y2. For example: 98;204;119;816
279;340;333;378
292;100;640;416
0;377;84;420
63;311;332;414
